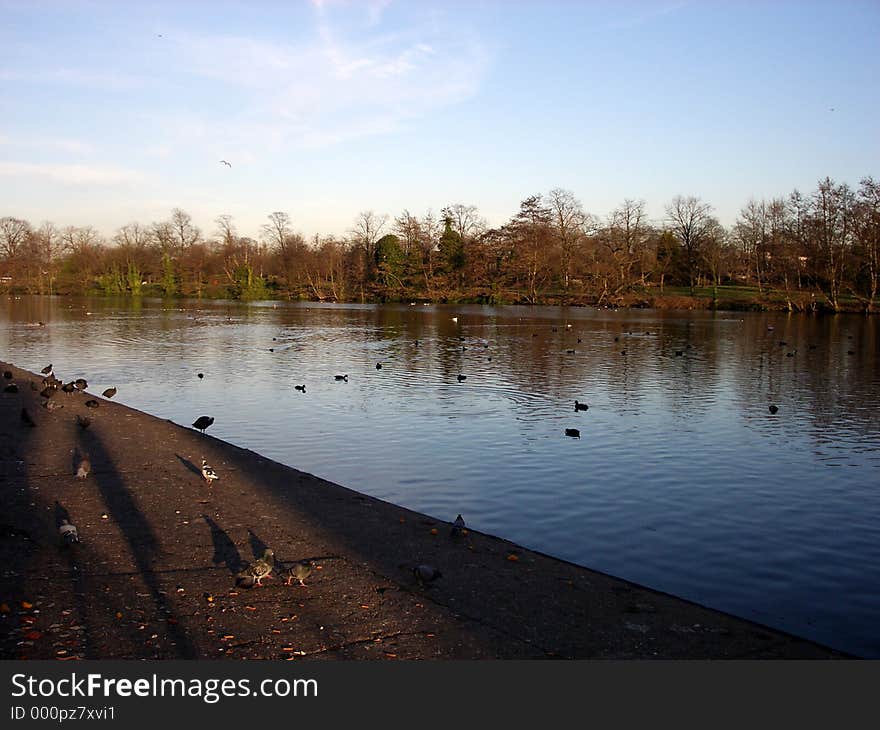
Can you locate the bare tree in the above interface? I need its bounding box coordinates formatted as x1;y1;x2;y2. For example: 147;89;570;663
665;195;715;294
547;188;586;290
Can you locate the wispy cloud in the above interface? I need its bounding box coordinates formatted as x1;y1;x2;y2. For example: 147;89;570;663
0;162;144;185
0;133;93;155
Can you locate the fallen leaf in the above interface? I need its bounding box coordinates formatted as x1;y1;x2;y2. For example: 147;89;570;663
115;612;123;619
430;528;438;535
21;601;33;610
360;605;370;609
506;554;520;562
245;606;256;611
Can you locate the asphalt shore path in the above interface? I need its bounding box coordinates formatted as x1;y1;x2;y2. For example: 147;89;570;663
0;360;848;660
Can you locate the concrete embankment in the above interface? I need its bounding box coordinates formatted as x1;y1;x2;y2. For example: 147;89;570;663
0;361;848;659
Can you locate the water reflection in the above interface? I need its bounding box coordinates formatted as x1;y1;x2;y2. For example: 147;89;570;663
1;295;878;657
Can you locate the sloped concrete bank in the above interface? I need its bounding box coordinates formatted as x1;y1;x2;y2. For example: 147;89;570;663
0;361;848;659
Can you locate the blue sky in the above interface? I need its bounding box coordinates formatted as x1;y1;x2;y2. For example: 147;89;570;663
1;0;877;240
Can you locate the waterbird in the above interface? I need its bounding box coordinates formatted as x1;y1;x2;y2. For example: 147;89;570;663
376;362;382;370
334;374;348;382
413;564;442;583
40;386;55;399
21;408;36;427
574;400;589;411
286;560;314;587
565;428;580;438
41;364;53;375
457;374;467;382
76;415;91;429
84;399;99;408
674;350;684;357
769;405;779;415
450;514;466;538
201;458;219;485
76;454;91;479
197;373;204;379
220;160;232;167
58;519;79;546
294;384;306;392
102;387;117;398
248;549;275;587
192;415;214;433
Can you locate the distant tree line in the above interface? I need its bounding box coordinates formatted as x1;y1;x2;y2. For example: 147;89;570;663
1;176;877;312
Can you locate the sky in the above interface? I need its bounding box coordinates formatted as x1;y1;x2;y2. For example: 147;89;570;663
1;0;878;241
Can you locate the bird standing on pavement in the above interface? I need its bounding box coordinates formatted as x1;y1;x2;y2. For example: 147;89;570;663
201;458;219;485
248;549;275;587
286;560;314;586
192;415;214;433
58;519;79;545
413;564;442;583
450;514;466;538
76;454;91;479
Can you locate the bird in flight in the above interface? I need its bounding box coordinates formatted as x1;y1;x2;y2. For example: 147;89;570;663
220;160;232;167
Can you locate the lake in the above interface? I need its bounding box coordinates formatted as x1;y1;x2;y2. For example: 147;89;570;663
2;295;878;657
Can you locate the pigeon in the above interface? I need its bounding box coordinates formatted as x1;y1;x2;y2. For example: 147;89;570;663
565;428;580;438
102;387;117;398
192;415;214;432
220;160;232;167
413;564;442;583
201;458;219;485
41;364;53;374
84;399;99;408
450;514;466;538
574;400;589;411
248;549;275;587
334;374;348;382
76;414;91;429
21;408;36;427
61;382;76;394
285;560;314;587
59;519;79;545
74;378;88;390
769;405;779;414
76;454;91;479
3;383;18;393
43;399;63;412
294;384;306;392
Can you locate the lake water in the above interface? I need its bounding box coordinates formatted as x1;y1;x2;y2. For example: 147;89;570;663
2;295;878;657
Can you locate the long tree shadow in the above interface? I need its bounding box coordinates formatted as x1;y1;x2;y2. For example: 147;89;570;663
247;528;271;561
175;454;202;477
202;515;245;574
76;428;197;658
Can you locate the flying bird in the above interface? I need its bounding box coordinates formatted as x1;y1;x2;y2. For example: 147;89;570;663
59;519;79;545
192;415;214;432
201;458;219;485
102;387;117;399
286;560;314;587
220;160;232;167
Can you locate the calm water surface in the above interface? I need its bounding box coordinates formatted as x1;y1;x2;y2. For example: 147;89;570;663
2;295;878;656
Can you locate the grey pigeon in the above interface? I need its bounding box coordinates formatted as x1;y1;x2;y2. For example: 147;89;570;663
61;382;76;394
413;564;442;583
248;549;275;587
74;378;88;390
59;519;79;545
286;560;314;587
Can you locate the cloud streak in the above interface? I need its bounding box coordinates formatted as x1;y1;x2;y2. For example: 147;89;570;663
0;162;144;185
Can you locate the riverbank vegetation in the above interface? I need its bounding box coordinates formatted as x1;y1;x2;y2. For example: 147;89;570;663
1;176;877;312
